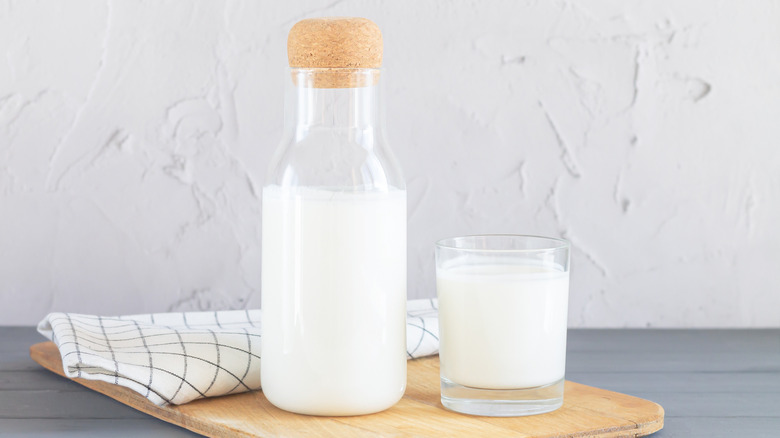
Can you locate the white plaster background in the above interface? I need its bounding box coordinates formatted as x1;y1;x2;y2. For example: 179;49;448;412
1;1;778;327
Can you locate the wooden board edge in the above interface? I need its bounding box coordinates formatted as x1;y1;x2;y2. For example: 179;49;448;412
563;381;665;437
636;403;664;436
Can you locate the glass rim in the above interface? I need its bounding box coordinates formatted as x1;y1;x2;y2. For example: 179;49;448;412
435;234;570;253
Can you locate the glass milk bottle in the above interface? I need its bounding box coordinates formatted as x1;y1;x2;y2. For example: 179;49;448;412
260;17;407;416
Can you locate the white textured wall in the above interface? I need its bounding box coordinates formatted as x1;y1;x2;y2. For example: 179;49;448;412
1;1;778;327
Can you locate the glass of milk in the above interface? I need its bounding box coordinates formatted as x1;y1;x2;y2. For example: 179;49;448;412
436;235;570;416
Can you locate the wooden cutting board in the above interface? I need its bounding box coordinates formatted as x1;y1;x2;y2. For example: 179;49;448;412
30;341;663;437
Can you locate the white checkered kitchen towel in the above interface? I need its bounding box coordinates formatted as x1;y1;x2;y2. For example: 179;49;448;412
37;299;439;406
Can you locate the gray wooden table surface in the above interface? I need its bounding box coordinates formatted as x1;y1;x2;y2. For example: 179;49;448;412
1;327;778;437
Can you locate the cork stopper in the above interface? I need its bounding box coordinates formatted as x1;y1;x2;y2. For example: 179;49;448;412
287;17;382;88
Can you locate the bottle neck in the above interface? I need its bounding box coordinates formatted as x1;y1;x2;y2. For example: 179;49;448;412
286;69;382;134
268;68;404;191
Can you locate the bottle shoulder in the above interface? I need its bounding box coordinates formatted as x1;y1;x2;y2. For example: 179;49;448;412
265;133;405;190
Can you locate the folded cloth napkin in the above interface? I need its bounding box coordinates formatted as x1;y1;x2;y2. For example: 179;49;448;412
37;299;439;406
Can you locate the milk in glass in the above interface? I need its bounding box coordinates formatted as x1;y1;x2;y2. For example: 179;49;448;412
438;262;569;389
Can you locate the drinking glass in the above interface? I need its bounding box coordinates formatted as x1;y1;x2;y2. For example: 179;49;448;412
436;235;570;416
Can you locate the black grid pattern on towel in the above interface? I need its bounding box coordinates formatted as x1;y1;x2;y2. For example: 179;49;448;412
45;310;263;406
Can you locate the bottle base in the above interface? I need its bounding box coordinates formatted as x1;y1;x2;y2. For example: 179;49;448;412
440;376;564;417
263;387;405;417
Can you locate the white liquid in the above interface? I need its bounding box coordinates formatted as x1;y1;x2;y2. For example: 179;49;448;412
261;186;407;416
438;262;569;389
